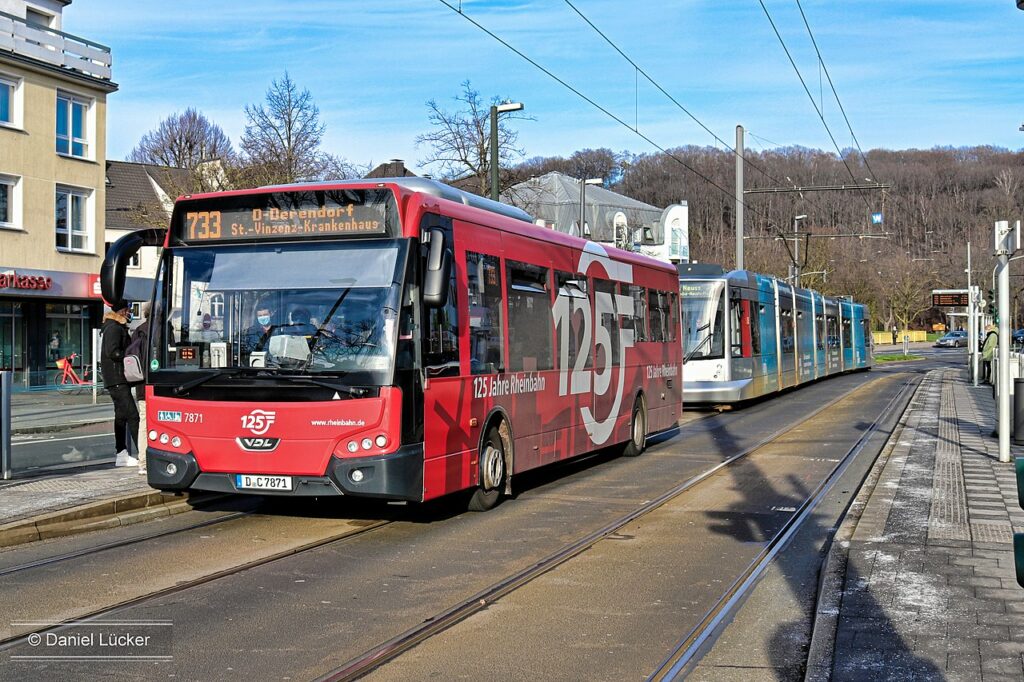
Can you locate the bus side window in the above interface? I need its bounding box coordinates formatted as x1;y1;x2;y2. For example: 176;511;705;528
649;289;667;343
555;271;590;372
423;259;460;377
595;279;620;366
668;292;678;343
622;285;647;342
507;260;553;372
466;252;504;375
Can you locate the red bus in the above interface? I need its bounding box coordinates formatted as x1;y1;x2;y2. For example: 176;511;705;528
101;178;682;510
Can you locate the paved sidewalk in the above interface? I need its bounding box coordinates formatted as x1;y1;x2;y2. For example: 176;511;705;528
0;467;150;527
826;368;1024;681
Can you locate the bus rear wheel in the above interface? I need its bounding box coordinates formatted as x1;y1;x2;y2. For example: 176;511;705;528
468;425;506;512
622;398;647;457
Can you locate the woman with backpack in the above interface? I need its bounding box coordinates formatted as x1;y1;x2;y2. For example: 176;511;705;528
101;300;139;467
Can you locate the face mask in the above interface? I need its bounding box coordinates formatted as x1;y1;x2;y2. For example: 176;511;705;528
257;315;271;326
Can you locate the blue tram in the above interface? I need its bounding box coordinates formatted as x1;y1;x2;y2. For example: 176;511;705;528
679;264;872;404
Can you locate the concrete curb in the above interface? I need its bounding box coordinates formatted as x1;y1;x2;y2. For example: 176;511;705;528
0;489;228;549
803;372;924;682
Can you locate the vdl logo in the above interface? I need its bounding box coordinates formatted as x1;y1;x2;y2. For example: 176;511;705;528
241;409;276;436
553;244;635;446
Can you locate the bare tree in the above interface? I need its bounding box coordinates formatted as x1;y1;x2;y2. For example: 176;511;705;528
128;108;234;169
238;72;349;186
415;80;525;195
128;108;234;192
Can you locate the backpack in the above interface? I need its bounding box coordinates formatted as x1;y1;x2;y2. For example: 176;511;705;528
123;329;147;383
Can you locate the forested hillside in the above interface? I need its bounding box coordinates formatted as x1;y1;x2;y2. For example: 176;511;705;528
511;146;1024;329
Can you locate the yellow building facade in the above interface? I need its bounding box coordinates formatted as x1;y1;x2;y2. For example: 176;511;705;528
0;0;117;386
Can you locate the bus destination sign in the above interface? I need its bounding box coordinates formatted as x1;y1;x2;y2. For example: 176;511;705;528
174;189;397;243
931;291;969;307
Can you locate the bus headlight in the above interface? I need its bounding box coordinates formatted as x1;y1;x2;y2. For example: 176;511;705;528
347;441;359;453
375;435;388;448
171;436;182;448
361;438;372;450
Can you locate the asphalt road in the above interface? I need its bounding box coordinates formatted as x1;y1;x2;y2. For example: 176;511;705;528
0;351;966;680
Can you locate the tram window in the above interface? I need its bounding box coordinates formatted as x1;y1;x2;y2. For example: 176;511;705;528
595;279;620;365
816;315;826;350
466;252;504;374
730;297;743;357
780;309;795;354
507;260;553;372
842;319;852;347
622;285;647;342
750;303;761;354
827;316;839;348
555;271;591;371
423;254;460;377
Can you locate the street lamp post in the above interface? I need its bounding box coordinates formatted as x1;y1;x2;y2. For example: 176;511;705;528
489;101;524;201
579;178;603;240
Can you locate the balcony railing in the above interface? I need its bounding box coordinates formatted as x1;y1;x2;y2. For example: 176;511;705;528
0;10;111;81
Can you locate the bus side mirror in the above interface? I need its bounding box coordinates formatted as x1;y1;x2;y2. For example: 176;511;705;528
100;228;166;304
423;228;451;309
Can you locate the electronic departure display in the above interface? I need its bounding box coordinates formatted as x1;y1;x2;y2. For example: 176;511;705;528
173;189;399;243
932;292;970;307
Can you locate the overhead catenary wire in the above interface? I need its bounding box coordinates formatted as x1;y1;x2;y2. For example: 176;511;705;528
756;0;876;216
436;0;795;238
793;0;877;183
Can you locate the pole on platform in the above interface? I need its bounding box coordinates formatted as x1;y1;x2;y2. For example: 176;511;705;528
997;220;1013;463
735;124;744;271
92;328;100;405
969;242;978;386
1;371;11;480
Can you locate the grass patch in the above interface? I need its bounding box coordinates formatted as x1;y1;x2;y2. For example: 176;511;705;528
874;354;925;363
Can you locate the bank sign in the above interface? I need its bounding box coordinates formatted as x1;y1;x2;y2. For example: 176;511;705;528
0;267;102;299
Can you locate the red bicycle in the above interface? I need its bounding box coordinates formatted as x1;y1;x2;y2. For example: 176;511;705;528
54;352;97;394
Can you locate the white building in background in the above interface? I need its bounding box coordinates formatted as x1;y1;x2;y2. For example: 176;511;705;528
502;171;689;264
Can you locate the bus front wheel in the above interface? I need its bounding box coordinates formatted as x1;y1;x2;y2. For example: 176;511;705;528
468;425;506;512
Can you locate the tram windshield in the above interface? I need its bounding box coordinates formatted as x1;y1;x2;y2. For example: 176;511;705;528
680;280;726;361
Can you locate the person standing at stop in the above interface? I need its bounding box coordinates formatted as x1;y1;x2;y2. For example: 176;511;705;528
132;302;151;474
102;300;139;467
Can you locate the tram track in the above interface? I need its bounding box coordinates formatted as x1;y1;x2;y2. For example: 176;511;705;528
316;372;916;681
647;374;918;680
0;515;393;650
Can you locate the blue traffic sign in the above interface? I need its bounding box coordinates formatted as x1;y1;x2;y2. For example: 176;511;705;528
871;212;883;225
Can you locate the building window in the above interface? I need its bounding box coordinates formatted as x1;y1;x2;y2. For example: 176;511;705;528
0;175;20;229
55;186;92;253
0;74;22;128
56;92;91;158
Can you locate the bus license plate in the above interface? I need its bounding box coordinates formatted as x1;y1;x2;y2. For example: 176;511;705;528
235;474;293;491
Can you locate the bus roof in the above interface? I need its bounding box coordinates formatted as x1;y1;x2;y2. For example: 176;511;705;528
175;178;677;275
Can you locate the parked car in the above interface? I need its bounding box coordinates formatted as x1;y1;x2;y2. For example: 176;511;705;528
934;330;968;348
1013;329;1024;348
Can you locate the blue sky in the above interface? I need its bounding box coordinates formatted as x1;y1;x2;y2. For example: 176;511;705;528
71;1;1024;174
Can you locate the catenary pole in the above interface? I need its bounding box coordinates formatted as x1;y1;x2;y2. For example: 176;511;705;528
735;125;744;271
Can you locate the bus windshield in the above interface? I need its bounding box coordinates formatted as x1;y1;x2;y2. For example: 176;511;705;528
680;280;726;361
151;240;406;385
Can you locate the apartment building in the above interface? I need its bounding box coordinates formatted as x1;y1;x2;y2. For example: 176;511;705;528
0;0;116;386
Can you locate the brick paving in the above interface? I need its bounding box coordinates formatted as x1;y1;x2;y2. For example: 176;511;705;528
832;368;1024;681
0;468;149;526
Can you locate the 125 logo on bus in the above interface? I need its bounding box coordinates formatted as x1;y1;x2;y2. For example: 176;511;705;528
552;246;636;446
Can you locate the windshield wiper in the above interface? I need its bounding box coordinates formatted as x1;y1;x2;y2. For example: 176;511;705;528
267;373;368;398
173;368;243;396
684;323;714;363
